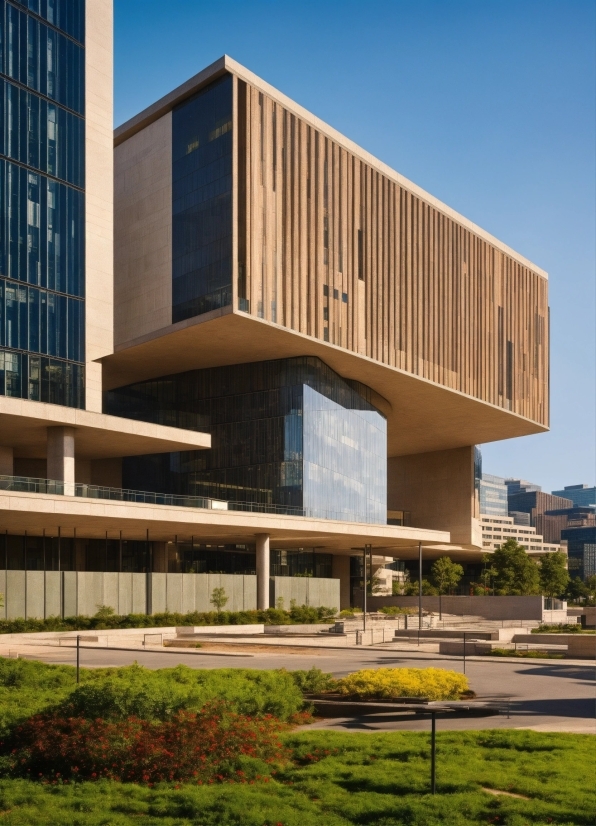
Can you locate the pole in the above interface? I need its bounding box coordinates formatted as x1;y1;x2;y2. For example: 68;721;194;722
76;634;80;683
418;542;422;644
362;548;367;632
431;712;437;794
463;632;466;674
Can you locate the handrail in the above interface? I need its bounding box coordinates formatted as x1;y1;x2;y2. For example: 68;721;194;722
0;474;387;524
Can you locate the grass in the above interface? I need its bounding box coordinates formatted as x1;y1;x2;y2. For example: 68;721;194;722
0;730;592;824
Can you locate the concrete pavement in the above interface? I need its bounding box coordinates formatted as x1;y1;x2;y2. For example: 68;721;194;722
8;642;595;735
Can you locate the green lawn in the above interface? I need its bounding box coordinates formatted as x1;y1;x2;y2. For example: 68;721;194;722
0;729;592;825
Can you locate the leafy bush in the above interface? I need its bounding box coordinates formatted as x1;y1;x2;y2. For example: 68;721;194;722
487;648;564;659
338;608;361;617
533;623;583;633
59;665;305;722
335;667;468;700
378;606;416;615
0;660;306;731
0;604;337;635
3;704;289;784
288;667;336;694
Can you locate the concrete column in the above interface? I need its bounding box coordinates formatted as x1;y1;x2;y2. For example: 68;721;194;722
256;533;270;610
0;446;14;476
47;427;75;493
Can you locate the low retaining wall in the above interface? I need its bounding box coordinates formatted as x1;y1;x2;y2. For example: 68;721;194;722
270;577;339;611
363;595;565;622
0;571;340;619
567;636;596;658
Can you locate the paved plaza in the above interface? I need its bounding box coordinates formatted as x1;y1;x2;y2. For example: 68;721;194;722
8;643;595;735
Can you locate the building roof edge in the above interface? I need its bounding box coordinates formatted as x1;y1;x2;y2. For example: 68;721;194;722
114;54;548;281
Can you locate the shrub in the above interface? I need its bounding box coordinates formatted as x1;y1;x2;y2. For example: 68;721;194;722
4;704;289;784
533;623;582;634
288;667;336;694
0;605;337;634
378;606;416;615
58;665;305;722
335;667;468;701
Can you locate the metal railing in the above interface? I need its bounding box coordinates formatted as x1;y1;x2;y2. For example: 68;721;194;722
0;474;387;524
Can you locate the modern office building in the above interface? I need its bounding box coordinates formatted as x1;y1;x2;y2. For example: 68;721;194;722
479;474;509;516
541;506;596;546
551;484;596;508
0;42;551;617
562;526;596;580
506;487;572;540
480;515;563;557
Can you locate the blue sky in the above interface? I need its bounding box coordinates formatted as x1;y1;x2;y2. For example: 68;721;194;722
114;0;595;493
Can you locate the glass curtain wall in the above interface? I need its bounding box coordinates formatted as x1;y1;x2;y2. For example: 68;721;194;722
172;74;232;323
0;0;85;407
105;357;388;523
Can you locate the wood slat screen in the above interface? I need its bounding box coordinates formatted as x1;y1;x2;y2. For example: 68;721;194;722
235;79;549;427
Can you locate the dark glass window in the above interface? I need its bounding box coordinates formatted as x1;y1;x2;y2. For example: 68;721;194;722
0;348;83;406
106;357;387;524
0;279;84;359
0;78;84;186
172;74;232;323
0;158;85;317
11;0;85;44
2;1;85;114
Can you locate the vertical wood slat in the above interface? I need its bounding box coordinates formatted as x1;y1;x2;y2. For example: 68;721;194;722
237;81;548;427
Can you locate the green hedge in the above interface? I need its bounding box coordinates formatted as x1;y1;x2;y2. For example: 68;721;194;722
0;659;307;734
0;604;336;635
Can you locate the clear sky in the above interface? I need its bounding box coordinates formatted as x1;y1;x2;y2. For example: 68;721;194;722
114;0;595;493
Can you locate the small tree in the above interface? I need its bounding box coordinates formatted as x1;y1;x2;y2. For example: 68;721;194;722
539;552;570;599
484;539;540;596
566;576;589;603
403;579;438;596
210;586;228;615
585;574;596;603
431;556;464;619
367;569;385;595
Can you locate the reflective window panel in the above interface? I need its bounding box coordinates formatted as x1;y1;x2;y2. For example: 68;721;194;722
172;74;232;323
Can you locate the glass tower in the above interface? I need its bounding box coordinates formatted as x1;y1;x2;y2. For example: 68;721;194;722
105;356;388;523
0;0;85;407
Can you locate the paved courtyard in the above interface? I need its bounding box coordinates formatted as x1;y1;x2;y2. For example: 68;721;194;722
10;643;595;734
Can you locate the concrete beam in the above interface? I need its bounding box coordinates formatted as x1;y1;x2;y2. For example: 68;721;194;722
256;534;270;610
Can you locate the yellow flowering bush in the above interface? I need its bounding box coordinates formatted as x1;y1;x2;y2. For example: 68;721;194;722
335;667;468;701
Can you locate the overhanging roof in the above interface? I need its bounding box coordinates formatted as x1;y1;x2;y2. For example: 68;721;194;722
0;397;210;459
102;309;547;458
115;56;546;280
0;489;451;556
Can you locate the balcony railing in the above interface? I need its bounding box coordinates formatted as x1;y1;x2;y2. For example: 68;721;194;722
0;474;391;525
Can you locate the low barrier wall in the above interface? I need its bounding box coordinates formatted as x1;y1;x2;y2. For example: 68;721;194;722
362;594;565;622
0;571;340;619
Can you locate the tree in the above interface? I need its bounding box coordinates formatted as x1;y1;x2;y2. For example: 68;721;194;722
431;557;464;618
484;539;541;596
566;576;589;603
539;552;570;598
367;569;385;595
403;579;438;596
585;575;596;603
210;586;228;614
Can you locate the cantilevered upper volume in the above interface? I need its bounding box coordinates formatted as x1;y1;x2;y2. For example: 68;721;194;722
107;56;549;459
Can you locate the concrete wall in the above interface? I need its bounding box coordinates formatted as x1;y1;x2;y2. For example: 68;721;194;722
114;112;172;347
270;577;340;611
85;0;114;411
0;572;339;619
388;446;481;547
363;594;551;621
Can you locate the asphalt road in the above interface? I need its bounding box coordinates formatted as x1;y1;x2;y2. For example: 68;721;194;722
16;644;596;734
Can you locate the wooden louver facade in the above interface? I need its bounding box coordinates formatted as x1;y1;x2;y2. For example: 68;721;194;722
234;77;549;428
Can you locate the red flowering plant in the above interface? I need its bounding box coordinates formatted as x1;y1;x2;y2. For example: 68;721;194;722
2;702;290;785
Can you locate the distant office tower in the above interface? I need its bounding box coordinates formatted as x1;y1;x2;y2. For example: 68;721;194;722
562;526;596;580
551;484;596;508
479;474;508;516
